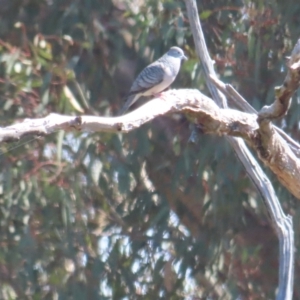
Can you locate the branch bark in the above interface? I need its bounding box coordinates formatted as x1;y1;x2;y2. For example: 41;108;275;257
184;0;294;299
258;39;300;121
1;89;299;201
0;89;257;139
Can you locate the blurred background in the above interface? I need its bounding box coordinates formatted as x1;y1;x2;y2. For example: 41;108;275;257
0;0;300;299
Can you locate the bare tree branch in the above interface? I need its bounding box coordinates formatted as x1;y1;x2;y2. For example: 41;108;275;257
184;0;294;299
0;89;256;141
259;39;300;121
209;74;300;157
1;88;300;202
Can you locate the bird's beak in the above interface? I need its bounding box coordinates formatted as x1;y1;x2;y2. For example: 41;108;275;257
182;54;188;61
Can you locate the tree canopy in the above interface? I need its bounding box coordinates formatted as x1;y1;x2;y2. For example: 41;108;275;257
0;0;300;299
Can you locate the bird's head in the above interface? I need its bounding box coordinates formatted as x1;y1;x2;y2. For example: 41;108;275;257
167;46;188;61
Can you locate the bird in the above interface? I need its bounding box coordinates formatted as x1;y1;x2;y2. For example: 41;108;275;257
119;46;187;115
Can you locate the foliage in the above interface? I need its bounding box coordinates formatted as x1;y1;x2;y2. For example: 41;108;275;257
0;0;300;299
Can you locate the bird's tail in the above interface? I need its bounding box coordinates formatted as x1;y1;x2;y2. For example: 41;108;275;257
118;94;139;115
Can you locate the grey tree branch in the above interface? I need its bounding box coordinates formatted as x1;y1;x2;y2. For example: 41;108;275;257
259;39;300;121
184;0;294;299
0;89;257;141
209;74;300;157
2;88;300;199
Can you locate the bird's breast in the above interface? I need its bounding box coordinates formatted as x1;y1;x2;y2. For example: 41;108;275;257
143;72;175;96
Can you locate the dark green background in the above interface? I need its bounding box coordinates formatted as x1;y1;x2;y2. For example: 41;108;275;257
0;0;300;299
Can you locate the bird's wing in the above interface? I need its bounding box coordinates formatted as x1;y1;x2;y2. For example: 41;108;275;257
128;62;165;95
119;61;166;115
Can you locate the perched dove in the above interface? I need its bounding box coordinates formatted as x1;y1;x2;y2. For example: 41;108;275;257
119;46;187;114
